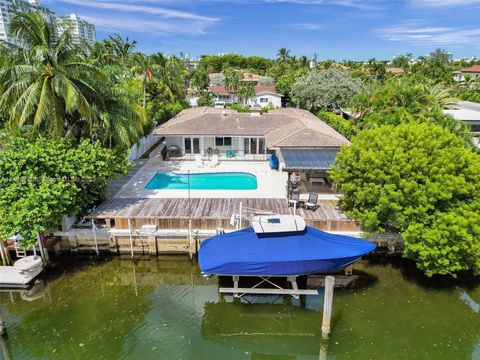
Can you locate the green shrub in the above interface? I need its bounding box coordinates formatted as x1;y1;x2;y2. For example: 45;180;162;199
316;110;354;139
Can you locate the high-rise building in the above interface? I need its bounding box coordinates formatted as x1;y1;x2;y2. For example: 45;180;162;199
0;1;96;45
56;13;96;45
0;0;56;43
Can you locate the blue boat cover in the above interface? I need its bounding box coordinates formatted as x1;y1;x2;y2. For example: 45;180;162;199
199;226;376;276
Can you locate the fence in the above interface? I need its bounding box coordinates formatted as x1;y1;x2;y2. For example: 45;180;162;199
128;133;161;161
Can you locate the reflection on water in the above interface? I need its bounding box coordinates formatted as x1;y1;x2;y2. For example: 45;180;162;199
0;256;479;360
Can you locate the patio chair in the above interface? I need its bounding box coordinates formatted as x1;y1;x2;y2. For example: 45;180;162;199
207;154;219;168
226;149;236;158
195;154;204;167
304;193;319;211
288;192;303;208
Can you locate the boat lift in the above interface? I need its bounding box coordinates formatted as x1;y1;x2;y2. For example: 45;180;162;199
219;275;318;299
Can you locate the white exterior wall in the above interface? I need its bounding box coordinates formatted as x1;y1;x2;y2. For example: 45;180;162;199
454;72;480;81
249;93;282;108
165;136;182;149
203;136;215;152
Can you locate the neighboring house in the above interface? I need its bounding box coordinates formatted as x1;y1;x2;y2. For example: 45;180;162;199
154;107;350;175
209;85;283;108
208;72;263;86
453;65;480;81
386;67;405;76
443;101;480;148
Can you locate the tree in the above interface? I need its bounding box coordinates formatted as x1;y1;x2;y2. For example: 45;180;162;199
223;68;242;92
429;48;452;64
390;54;412;70
131;52;160;111
258;76;275;86
197;91;214;107
366;58;386;81
291;69;365;111
331;122;480;276
0;12;102;138
276;48;291;64
236;82;256;105
210;73;225;86
0;136;128;248
191;69;210;91
104;34;137;64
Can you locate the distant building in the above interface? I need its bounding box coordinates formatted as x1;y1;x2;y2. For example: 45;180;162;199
0;0;56;44
56;13;96;45
0;1;96;45
443;101;480;148
386;67;405;76
453;65;480;81
209;85;283;108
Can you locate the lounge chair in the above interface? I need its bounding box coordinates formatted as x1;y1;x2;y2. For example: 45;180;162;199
195;154;204;167
304;193;319;211
226;149;236;158
207;154;219;168
288;192;302;208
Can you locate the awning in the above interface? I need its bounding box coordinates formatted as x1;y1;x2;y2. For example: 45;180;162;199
281;148;339;171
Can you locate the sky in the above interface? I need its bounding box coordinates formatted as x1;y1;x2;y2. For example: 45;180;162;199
42;0;480;60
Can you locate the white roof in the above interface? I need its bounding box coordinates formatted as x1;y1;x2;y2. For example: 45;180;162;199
443;109;480;122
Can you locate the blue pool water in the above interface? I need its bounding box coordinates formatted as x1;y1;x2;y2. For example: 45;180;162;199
146;172;258;190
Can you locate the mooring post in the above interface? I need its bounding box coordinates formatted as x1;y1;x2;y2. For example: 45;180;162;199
91;220;99;256
36;231;48;263
127;219;134;260
0;239;11;266
322;275;335;340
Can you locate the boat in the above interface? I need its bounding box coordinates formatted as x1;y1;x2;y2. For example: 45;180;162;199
251;214;306;234
0;255;44;288
199;215;375;277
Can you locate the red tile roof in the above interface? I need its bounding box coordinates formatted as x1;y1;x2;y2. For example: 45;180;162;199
461;65;480;73
209;85;281;95
386;67;405;75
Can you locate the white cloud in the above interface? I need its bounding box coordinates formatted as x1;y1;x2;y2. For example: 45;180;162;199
376;20;480;45
51;0;219;36
290;23;325;30
411;0;480;7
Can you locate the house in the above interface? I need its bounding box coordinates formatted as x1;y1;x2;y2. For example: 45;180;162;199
453;65;480;81
209;85;283;108
209;72;263;86
386;67;405;76
154;107;350;178
443;101;480;148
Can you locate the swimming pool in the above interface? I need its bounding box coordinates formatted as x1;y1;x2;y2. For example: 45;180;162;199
146;172;258;190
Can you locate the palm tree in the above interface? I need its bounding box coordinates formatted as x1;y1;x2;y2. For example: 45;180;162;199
421;83;458;110
0;12;102;137
104;34;137;64
131;52;160;110
276;48;291;64
299;55;309;68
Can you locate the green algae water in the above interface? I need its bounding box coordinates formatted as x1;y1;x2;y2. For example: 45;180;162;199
1;257;479;360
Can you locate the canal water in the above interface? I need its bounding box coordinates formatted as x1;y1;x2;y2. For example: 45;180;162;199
0;256;479;360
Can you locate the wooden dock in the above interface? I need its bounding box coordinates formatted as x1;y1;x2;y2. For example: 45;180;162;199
88;197;360;232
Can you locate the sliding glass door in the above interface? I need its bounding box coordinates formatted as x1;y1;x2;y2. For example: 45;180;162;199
184;137;200;155
244;137;266;155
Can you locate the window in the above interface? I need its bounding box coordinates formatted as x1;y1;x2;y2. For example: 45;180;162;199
259;98;269;103
215;137;232;146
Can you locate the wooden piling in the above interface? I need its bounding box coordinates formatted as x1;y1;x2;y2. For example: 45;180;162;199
321;275;335;340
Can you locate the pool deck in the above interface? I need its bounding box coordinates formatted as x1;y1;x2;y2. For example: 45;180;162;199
114;159;288;199
78;156;360;240
88;197;359;232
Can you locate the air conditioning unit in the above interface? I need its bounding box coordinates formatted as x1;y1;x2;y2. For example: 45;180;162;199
141;224;158;233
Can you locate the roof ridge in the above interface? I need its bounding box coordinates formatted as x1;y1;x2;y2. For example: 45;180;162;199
291;108;349;144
